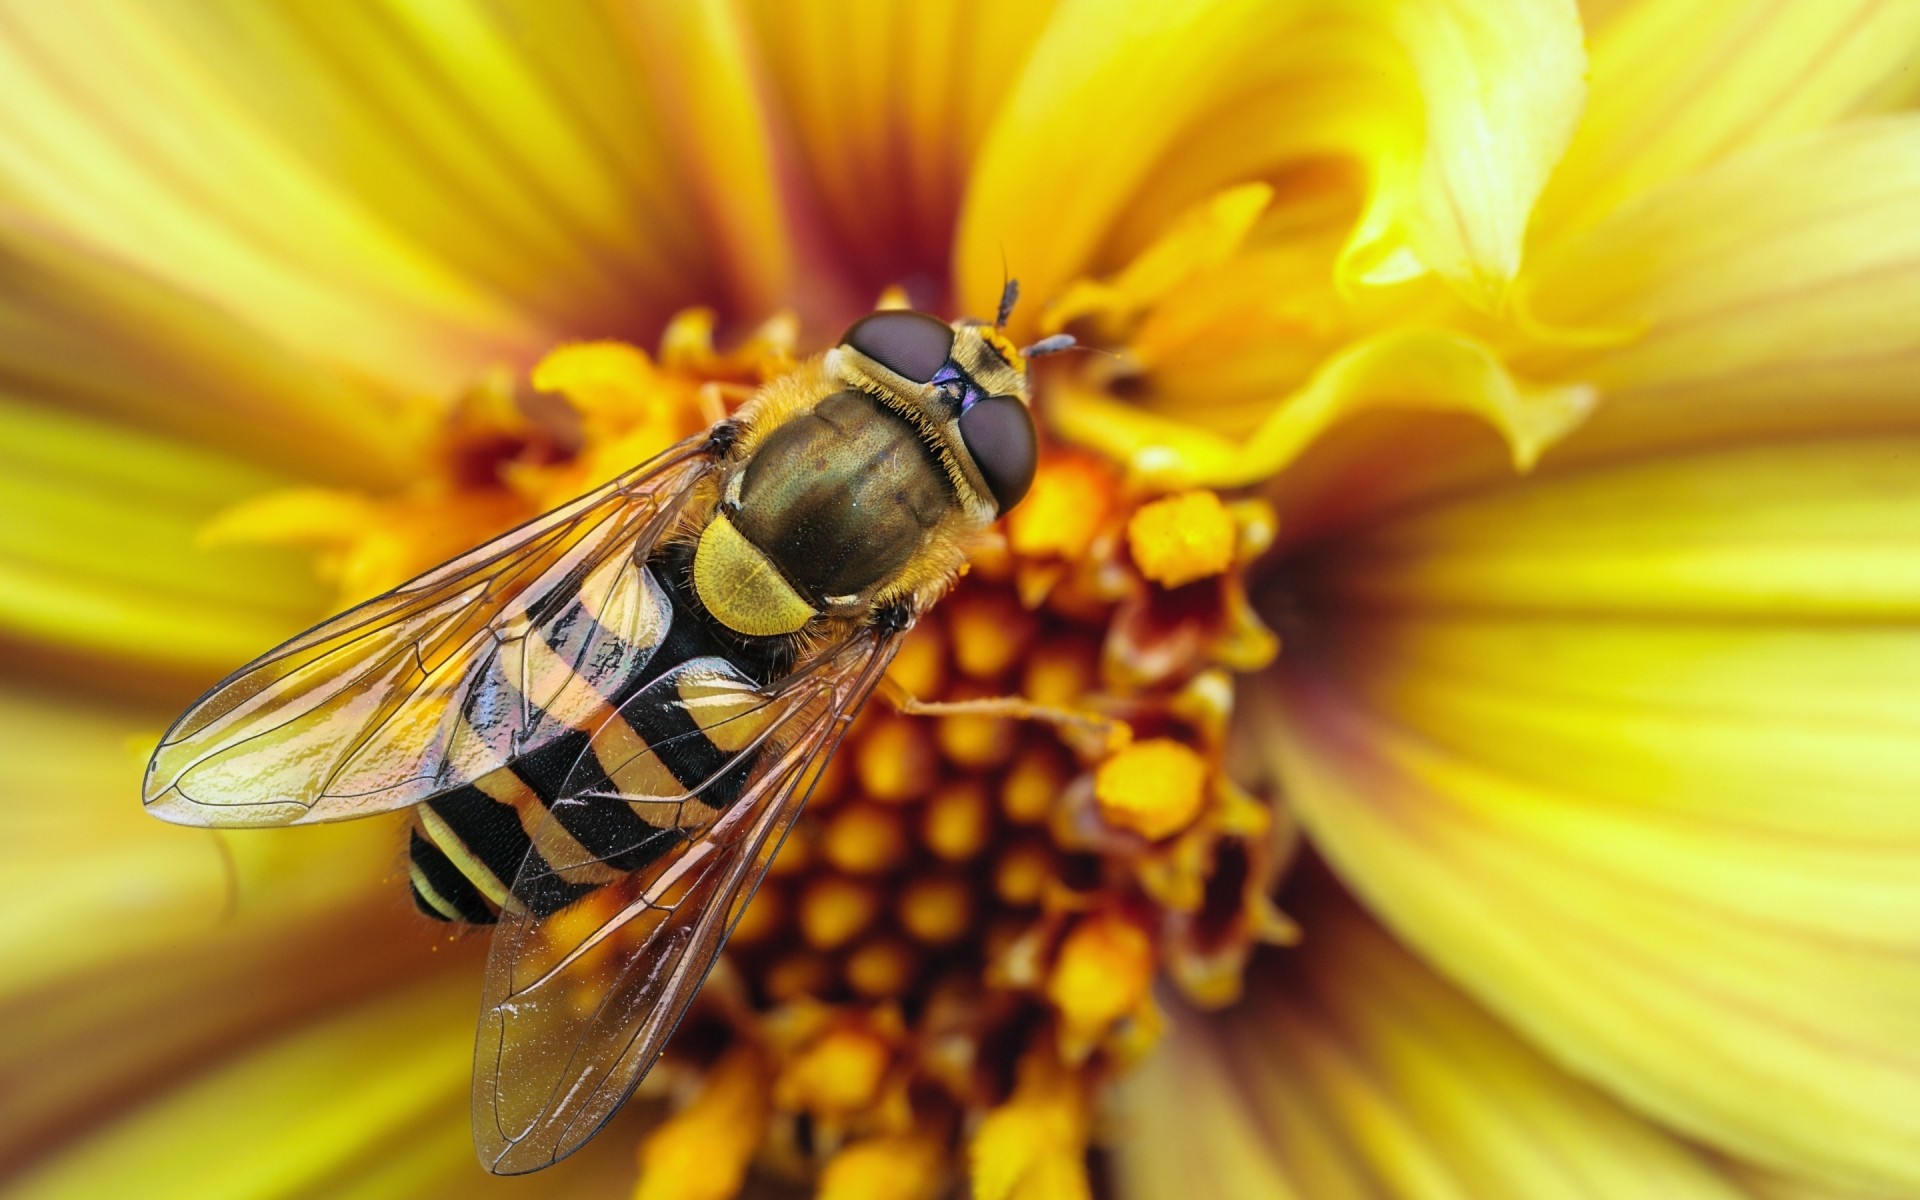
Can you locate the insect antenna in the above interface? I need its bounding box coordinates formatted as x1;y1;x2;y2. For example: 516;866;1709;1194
1022;333;1078;358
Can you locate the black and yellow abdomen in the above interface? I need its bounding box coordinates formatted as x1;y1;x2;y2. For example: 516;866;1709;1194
407;549;784;924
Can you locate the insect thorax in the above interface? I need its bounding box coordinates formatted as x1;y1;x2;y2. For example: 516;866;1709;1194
693;386;969;639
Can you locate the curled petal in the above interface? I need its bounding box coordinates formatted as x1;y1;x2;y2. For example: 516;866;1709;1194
960;0;1584;319
1053;328;1593;489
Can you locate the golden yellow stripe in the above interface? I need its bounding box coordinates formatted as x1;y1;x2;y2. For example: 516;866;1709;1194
407;860;465;923
676;666;780;753
475;766;620;887
591;707;687;804
417;805;516;911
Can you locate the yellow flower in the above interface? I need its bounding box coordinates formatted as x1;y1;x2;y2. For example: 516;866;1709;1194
5;2;1920;1199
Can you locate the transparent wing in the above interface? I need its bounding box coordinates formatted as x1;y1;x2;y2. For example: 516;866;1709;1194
143;437;716;828
472;628;903;1175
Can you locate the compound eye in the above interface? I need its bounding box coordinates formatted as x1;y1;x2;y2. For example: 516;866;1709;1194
958;395;1038;512
841;310;954;383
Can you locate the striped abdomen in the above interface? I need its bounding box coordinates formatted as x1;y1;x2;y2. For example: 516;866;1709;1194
408;551;788;925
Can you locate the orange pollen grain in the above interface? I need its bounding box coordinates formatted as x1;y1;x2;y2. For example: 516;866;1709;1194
936;708;1019;769
855;715;938;803
922;780;992;861
1127;491;1236;588
765;952;834;1003
886;621;947;699
845;937;918;998
778;1027;892;1116
1022;638;1098;708
1001;744;1067;825
945;591;1037;680
821;805;910;875
1048;914;1154;1031
1007;456;1113;561
728;884;783;946
1094;738;1209;840
994;842;1054;907
799;877;882;949
899;876;974;945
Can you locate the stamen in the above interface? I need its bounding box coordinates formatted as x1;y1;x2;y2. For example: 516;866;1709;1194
1127;491;1236;588
798;877;882;949
1000;745;1067;826
922;781;993;861
899;876;974;945
1094;739;1209;840
635;1044;770;1200
821;805;911;875
1047;914;1155;1061
777;1025;893;1117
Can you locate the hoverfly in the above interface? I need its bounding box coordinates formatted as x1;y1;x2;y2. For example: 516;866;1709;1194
142;292;1072;1174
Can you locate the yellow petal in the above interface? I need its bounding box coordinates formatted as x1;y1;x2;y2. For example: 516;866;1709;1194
5;974;466;1199
0;1;593;391
5;971;649;1200
0;396;329;679
610;0;861;324
1259;117;1920;549
1275;436;1920;1190
1516;117;1920;464
958;0;1585;320
0;684;408;1007
1042;184;1273;338
1054;328;1593;489
1535;0;1920;243
1339;0;1585;309
0;214;404;481
1111;885;1760;1200
742;0;1056;298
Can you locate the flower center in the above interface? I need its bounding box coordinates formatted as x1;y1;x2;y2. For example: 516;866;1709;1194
216;310;1291;1195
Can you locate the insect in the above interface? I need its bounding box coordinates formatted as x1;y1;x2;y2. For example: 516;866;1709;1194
142;291;1072;1174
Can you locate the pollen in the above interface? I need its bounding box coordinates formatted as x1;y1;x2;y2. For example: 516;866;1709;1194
993;842;1054;907
1047;914;1154;1047
635;1044;770;1200
818;1133;945;1200
1000;744;1067;825
821;805;911;875
845;936;918;998
1094;738;1210;840
728;884;784;946
799;877;882;949
885;622;947;699
936;705;1018;769
854;715;937;803
945;590;1036;680
922;780;992;861
777;1026;893;1117
1127;490;1237;588
899;876;973;944
1006;456;1115;563
1022;637;1098;708
765;952;835;1003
